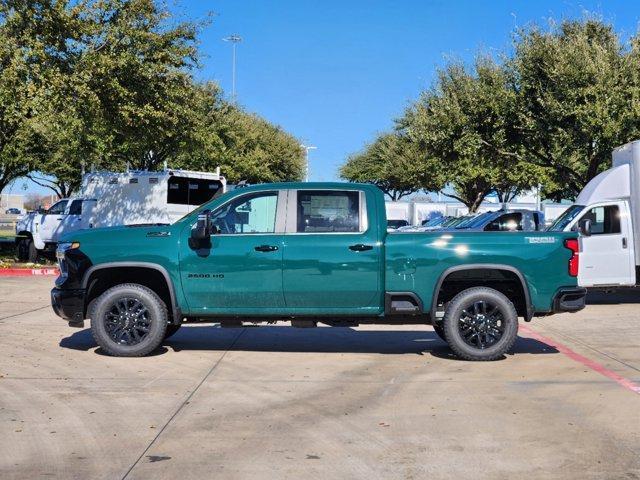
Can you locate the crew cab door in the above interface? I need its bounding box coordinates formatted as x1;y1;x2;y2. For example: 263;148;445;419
179;190;286;314
39;200;68;243
574;201;635;287
281;189;382;314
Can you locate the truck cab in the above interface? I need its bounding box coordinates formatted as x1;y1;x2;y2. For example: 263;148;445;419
548;140;640;288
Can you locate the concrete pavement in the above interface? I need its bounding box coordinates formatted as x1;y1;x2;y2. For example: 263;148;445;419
0;277;638;479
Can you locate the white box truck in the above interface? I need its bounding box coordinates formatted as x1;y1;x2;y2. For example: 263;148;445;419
547;140;640;287
16;168;226;261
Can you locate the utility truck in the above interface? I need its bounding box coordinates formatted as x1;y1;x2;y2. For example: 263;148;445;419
548;140;640;288
52;182;585;360
16;169;226;261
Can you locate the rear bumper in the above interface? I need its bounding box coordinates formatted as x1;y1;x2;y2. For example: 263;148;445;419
51;288;85;327
552;287;587;313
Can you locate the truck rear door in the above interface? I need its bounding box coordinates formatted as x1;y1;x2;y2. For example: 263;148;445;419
281;188;382;313
576;201;635;286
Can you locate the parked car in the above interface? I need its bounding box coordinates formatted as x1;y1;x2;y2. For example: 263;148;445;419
453;209;545;232
52;182;585;360
5;208;21;215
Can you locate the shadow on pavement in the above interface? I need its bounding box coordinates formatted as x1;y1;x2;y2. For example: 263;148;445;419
59;325;559;358
587;289;640;305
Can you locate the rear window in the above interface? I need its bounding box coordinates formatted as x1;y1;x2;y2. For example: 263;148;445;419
484;213;523;231
296;191;361;233
68;200;82;215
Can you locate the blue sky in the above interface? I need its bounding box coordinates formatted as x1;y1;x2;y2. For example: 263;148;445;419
180;0;639;182
10;0;639;196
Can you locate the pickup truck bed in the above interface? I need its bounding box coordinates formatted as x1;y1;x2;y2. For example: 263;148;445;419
51;182;585;360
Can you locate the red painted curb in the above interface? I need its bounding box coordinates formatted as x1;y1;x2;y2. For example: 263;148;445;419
0;268;59;277
520;324;640;395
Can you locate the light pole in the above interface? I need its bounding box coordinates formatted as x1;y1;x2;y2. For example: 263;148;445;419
223;34;242;103
300;144;317;182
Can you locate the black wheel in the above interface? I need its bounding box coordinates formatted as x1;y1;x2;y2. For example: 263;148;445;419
433;322;446;341
163;323;182;340
16;239;29;262
442;287;518;361
27;240;38;263
89;284;167;357
16;238;38;263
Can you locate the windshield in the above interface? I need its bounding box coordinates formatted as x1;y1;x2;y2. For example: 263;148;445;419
456;212;491;229
547;205;584;232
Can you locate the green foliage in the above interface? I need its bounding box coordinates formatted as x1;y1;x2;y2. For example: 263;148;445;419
509;19;640;200
340;131;446;200
343;17;639;207
0;0;304;197
401;57;546;211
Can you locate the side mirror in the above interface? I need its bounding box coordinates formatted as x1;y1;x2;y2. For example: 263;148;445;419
578;218;592;237
37;206;47;214
191;210;211;241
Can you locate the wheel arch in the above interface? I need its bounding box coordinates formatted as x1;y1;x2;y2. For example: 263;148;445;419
82;262;181;323
431;264;533;321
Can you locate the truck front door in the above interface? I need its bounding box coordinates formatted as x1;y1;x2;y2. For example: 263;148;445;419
39;200;69;243
281;189;382;314
576;201;635;286
179;190;286;315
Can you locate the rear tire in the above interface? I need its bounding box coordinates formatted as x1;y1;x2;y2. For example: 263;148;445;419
442;287;518;361
89;283;167;357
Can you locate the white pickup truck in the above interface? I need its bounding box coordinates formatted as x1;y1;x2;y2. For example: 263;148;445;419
16;198;95;262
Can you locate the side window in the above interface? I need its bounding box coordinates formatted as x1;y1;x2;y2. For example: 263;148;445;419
48;200;68;215
168;177;224;206
484;213;523;231
296;191;360;233
68;200;82;215
581;205;620;235
210;192;278;234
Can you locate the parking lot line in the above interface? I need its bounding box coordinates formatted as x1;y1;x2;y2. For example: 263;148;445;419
520;324;640;396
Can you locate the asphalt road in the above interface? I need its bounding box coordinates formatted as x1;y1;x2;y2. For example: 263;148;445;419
0;277;638;479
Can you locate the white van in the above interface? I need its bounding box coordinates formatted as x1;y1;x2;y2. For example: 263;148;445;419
547;140;640;287
16;168;226;261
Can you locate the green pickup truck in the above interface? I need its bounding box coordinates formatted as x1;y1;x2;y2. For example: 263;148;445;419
51;182;586;360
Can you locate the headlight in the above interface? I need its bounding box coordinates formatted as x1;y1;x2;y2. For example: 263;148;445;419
56;242;80;276
56;242;81;261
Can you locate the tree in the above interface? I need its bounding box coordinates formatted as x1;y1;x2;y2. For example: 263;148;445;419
509;19;640;200
340;131;446;201
174;84;306;183
404;57;545;212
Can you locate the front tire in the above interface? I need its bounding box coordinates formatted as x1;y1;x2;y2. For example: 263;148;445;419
16;238;38;263
442;287;518;361
89;284;168;357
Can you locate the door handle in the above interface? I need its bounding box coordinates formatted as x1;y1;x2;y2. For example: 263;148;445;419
622;237;628;249
349;244;373;252
254;245;279;252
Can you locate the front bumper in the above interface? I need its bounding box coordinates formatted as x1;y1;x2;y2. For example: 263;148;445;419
51;288;85;327
552;287;587;313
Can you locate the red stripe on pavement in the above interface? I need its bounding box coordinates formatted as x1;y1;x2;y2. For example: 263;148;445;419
0;268;59;277
520;324;640;395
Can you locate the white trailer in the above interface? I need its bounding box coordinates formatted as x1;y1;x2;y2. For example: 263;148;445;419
16;168;226;261
548;140;640;287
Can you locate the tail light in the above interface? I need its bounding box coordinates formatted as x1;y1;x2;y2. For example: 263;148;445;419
564;238;579;277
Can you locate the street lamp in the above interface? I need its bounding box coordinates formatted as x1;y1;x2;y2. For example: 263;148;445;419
300;144;317;182
223;34;242;103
